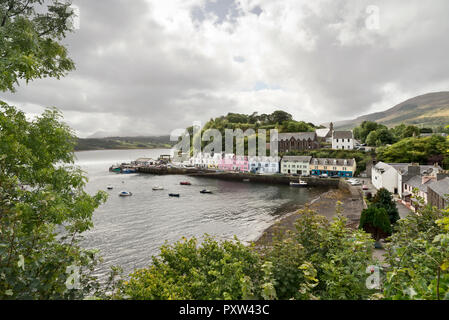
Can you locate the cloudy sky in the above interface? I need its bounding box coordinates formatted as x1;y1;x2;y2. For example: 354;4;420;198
2;0;449;138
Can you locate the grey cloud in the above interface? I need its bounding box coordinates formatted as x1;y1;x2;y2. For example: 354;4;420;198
2;0;449;137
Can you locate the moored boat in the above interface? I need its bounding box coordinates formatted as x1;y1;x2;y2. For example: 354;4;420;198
200;189;213;194
290;179;307;187
180;181;191;185
107;186;114;190
169;193;180;197
152;186;164;191
119;191;133;197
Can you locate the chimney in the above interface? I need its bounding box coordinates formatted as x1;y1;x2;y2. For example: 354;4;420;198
407;164;420;177
422;176;436;185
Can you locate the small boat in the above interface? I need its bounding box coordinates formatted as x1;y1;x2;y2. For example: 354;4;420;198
200;189;213;194
119;191;133;197
152;186;164;191
107;186;114;190
180;181;191;185
122;168;137;174
243;179;250;182
290;179;308;187
169;193;180;197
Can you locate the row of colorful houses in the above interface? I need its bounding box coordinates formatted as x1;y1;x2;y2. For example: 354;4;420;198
185;153;357;177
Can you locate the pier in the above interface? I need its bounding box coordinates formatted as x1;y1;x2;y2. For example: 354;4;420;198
136;166;361;191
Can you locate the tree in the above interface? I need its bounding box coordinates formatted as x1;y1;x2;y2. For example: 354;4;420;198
377;135;449;169
270;110;293;124
0;103;108;299
0;0;75;92
371;188;400;225
359;206;392;241
118;236;267;300
383;205;449;300
401;125;420;139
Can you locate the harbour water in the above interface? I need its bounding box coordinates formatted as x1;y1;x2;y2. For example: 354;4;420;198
75;149;331;278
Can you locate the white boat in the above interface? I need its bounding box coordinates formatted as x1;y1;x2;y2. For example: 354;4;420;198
152;186;164;191
290;179;307;187
119;191;133;197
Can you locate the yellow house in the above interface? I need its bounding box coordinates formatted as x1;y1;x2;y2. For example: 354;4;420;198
310;158;357;178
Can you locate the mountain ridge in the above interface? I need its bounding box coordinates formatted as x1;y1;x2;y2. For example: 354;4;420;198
333;91;449;130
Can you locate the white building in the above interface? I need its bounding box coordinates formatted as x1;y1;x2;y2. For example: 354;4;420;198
332;131;354;150
372;162;443;196
249;156;280;174
189;152;221;169
280;156;312;175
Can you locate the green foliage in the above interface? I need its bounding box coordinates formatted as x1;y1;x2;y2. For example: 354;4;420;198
263;207;376;300
371;188;400;225
119;236;266;300
0;103;107;299
0;0;75;92
377;135;449;169
359;206;392;241
383;205;449;300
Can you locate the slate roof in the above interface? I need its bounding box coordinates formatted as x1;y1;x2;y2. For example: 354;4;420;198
277;132;317;141
281;156;312;163
404;176;435;193
333;131;353;139
428;177;449;197
374;162;442;176
311;158;355;166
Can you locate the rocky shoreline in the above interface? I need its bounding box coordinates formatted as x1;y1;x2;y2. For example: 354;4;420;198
254;186;364;248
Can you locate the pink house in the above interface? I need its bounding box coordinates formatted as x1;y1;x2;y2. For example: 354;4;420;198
218;154;249;172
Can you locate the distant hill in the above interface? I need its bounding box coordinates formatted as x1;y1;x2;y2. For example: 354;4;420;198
75;136;175;151
334;92;449;130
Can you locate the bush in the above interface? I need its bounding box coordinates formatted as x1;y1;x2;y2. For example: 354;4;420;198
119;236;266;300
359;206;392;241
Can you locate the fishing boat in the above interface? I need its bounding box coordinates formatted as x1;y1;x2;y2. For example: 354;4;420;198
180;181;191;185
290;179;308;187
152;186;164;191
169;193;180;197
200;189;213;194
119;191;133;197
110;167;121;173
122;168;137;174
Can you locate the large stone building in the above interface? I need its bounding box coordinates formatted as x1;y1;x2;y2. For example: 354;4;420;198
427;177;449;210
277;132;319;153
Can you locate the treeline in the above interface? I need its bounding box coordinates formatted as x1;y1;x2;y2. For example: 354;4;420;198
75;136;175;151
353;121;449;169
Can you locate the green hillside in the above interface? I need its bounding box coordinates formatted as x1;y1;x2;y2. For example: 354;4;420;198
75;136;175;151
334;92;449;130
